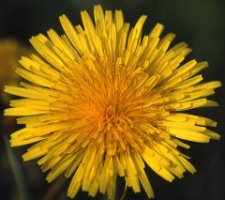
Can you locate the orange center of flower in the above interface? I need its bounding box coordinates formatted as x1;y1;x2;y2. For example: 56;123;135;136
67;63;147;154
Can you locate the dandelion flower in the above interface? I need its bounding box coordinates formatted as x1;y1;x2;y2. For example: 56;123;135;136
0;39;30;103
4;5;221;200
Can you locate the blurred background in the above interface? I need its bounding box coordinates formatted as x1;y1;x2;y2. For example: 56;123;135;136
0;0;224;200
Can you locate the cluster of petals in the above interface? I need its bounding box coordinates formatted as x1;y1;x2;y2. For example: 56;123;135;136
4;5;220;200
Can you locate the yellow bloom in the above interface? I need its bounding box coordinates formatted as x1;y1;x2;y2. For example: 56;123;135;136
0;39;30;103
4;5;221;199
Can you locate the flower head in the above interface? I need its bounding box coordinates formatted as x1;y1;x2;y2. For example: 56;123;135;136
4;5;221;199
0;39;30;103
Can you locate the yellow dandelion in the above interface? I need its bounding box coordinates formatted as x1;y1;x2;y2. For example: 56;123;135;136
0;39;31;103
4;5;221;200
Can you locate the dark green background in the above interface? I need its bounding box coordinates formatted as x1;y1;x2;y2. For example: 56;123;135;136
0;0;224;200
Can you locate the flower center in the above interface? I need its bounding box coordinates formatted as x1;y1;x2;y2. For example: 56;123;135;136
101;105;120;131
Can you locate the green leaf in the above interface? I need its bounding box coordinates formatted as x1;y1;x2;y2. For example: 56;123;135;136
3;134;29;200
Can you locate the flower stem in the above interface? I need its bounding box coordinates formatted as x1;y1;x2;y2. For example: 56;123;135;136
43;175;67;200
120;184;128;200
